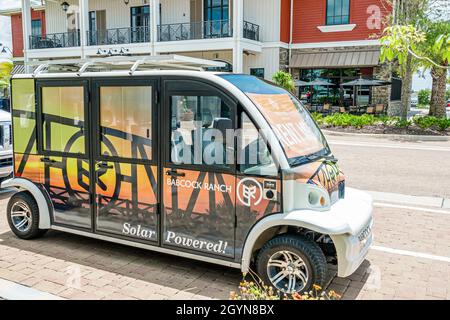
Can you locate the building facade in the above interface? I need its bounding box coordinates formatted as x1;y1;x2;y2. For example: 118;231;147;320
289;0;392;106
1;0;393;106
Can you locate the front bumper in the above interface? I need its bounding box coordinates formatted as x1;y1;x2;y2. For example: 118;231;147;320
331;218;373;277
327;188;374;277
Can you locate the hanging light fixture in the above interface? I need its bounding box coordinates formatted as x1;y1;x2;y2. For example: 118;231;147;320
124;0;130;5
60;1;70;12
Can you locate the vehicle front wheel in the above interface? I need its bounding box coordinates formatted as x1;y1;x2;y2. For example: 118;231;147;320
256;234;327;294
7;192;47;240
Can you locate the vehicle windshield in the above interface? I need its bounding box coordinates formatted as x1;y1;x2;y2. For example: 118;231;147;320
219;74;329;166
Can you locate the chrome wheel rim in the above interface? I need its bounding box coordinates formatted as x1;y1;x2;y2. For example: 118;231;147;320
10;201;32;232
266;250;309;293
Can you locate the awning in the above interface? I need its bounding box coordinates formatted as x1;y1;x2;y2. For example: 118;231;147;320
290;50;380;68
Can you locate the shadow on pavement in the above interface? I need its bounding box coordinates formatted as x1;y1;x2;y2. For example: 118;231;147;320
0;226;370;299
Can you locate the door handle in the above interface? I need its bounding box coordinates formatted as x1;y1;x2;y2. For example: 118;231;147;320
165;169;185;177
41;157;56;164
97;162;113;169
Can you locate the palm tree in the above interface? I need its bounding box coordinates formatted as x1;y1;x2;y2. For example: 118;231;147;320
0;59;13;88
272;71;295;93
421;21;450;117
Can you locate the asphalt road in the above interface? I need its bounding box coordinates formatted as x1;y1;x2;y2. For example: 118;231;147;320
327;134;450;199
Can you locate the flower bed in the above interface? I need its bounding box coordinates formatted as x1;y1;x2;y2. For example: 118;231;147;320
311;113;450;136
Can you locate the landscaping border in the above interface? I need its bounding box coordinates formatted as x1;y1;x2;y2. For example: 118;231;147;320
322;129;450;142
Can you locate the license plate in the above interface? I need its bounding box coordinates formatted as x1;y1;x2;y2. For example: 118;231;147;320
358;225;371;242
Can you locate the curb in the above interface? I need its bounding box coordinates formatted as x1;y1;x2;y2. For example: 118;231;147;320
322;129;450;142
0;278;65;300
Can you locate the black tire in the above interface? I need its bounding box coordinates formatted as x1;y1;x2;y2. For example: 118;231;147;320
256;234;327;294
7;191;47;240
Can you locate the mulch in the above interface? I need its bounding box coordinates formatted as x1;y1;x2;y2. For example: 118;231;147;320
321;124;449;136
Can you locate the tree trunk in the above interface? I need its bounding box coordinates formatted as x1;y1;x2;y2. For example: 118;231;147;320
429;66;448;118
399;53;413;120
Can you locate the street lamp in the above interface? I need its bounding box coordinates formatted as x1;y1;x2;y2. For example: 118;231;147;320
60;1;70;12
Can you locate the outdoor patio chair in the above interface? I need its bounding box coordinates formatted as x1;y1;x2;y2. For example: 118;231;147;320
339;107;348;113
366;106;375;114
375;104;385;114
349;106;359;114
323;104;331;115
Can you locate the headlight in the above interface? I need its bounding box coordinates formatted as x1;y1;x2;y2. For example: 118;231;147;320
306;185;330;210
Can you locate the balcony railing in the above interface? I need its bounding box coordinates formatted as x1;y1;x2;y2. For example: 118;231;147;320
28;20;260;49
243;21;260;41
30;30;80;49
158;20;232;42
87;26;150;46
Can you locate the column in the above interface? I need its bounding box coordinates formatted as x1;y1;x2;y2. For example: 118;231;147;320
79;0;89;59
21;0;32;72
232;0;244;73
151;0;160;55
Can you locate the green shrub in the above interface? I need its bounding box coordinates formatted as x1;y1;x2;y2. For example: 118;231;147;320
395;119;412;128
272;71;295;93
311;112;324;125
319;113;379;128
417;89;431;106
413;116;450;131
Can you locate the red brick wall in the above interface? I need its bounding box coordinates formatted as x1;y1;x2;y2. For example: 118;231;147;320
280;0;291;43
292;0;390;44
11;10;46;58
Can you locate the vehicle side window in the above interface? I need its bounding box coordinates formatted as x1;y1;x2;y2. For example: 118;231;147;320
41;86;85;154
99;86;153;160
238;112;277;177
170;95;233;168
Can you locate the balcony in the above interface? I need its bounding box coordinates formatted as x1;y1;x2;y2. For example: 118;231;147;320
158;20;232;42
28;20;261;50
243;21;260;41
30;30;80;49
87;26;150;46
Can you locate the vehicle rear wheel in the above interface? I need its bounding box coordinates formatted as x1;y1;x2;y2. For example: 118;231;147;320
7;192;47;240
256;234;327;294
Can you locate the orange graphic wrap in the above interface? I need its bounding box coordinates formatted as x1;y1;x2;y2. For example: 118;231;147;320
14;154;44;184
163;169;235;215
247;93;325;159
286;160;345;194
96;163;158;212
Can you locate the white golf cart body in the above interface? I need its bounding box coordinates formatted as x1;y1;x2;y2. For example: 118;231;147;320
3;56;373;279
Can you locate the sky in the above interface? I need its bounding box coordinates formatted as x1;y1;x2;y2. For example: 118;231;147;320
0;0;447;91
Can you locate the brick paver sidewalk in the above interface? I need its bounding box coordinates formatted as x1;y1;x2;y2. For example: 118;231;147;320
1;189;450;300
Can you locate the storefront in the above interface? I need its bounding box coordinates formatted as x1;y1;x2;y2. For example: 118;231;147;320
296;68;374;106
289;46;391;107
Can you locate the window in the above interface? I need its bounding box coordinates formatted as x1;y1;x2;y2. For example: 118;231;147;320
170;95;233;167
204;0;230;37
204;0;229;21
131;5;150;28
238;113;277;176
89;11;96;31
41;86;85;154
326;0;350;25
204;60;233;72
31;19;41;36
250;68;265;79
99;86;153;160
220;74;329;165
